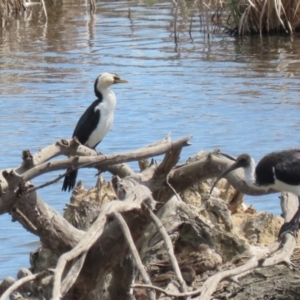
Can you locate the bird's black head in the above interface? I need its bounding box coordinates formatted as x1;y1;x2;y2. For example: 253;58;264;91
235;153;252;168
210;153;252;194
94;72;128;99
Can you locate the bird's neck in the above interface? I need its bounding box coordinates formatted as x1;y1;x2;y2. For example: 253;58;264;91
95;88;102;99
95;88;116;105
243;158;257;187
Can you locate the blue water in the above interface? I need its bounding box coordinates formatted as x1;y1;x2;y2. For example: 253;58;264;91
1;0;300;278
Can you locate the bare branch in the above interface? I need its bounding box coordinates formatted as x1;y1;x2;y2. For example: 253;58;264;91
0;270;53;300
114;212;156;300
132;283;202;297
262;234;296;267
13;190;84;253
22;136;192;183
11;208;37;232
198;201;297;300
144;204;190;299
280;192;299;221
161;151;280;203
198;248;270;300
16;138;96;174
61;253;87;296
52;199;147;300
0;136;190;214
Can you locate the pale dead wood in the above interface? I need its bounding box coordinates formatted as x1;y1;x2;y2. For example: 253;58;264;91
11;189;84;254
18;138;135;178
157;281;181;300
22;135;191;182
12;189;84;254
156;147;182;174
16;138;94;174
60;253;87;296
52;200;143;300
144;204;190;299
132;283;202;297
262;192;297;268
229;238;281;283
25;167;83;194
143;133;171;148
197;190;298;300
13;121;172;183
197;249;270;300
0;135;191;214
262;234;296;267
52;175;156;299
161;151;279;203
26;162;133;194
114;212;156;300
100;163;135;177
0;147;278;217
2;138;298;299
100;134;173;177
205;194;232;231
12;207;37;232
0;270;53;300
3;138;187;300
280;192;298;221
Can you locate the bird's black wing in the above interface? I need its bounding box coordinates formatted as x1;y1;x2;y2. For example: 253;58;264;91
256;149;300;186
72;99;101;146
274;149;300;185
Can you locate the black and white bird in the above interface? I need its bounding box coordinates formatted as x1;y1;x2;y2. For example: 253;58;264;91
211;149;300;234
62;72;128;192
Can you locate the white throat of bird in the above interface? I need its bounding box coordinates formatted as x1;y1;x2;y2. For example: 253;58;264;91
243;157;257;187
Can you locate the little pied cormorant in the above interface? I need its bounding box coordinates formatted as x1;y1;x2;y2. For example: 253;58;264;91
62;72;128;192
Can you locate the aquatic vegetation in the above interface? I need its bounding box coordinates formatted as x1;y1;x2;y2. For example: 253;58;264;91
0;0;48;24
225;0;300;35
0;0;25;16
0;0;298;37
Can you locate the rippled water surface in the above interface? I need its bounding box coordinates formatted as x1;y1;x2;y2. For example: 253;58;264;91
1;0;300;278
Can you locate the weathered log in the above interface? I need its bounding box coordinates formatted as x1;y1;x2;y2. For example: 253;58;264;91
0;135;190;214
1;138;300;300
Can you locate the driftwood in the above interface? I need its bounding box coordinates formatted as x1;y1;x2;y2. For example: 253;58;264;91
0;135;299;300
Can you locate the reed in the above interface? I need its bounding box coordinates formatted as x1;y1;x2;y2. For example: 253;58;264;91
0;0;25;16
2;0;299;36
227;0;300;35
0;0;96;25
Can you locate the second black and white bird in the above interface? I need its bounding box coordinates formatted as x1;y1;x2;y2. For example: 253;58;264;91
211;150;300;196
211;149;300;235
62;72;128;192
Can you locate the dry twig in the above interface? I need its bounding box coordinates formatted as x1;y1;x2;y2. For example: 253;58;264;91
144;204;190;299
0;270;53;300
52;200;142;299
114;212;156;300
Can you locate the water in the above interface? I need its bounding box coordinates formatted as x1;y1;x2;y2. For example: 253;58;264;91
1;0;300;278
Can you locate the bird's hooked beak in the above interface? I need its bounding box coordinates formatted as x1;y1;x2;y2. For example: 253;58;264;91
113;76;128;84
210;159;242;194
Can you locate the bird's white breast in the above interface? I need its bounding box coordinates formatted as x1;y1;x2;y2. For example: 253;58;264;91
272;178;300;196
85;89;116;148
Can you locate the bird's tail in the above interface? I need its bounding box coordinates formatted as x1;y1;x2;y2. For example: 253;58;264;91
62;169;78;192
